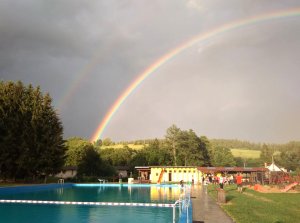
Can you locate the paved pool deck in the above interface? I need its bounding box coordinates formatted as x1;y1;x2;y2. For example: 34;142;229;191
191;185;234;223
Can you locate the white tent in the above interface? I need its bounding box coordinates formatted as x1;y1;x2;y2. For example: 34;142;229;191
267;162;282;172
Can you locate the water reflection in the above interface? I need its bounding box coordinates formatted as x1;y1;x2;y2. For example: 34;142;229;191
150;186;181;202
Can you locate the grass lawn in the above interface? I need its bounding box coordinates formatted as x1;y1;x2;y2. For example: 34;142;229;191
230;148;261;159
208;184;300;223
101;144;146;150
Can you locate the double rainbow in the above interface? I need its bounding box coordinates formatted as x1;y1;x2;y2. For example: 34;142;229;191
88;8;300;142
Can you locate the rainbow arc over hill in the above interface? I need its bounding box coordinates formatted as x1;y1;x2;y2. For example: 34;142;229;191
90;8;300;142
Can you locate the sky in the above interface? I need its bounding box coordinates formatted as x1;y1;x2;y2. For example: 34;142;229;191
1;0;300;143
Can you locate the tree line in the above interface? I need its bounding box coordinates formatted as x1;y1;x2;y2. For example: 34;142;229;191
49;127;300;180
63;124;239;179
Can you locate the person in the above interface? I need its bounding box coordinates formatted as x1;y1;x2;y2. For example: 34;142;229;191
214;175;219;185
208;174;212;184
180;180;184;188
203;177;208;193
229;175;234;184
219;174;224;189
236;173;243;193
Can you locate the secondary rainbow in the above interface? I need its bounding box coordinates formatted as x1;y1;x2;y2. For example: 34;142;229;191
57;53;104;111
91;7;300;142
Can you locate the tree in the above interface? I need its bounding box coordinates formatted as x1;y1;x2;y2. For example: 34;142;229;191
102;138;113;146
35;93;66;181
260;144;273;164
0;81;66;181
164;125;211;166
100;146;134;167
234;157;261;167
210;146;236;166
178;132;212;166
0;81;25;179
65;137;93;166
279;150;300;171
198;136;211;166
100;148;115;166
65;137;115;177
77;146;102;177
129;150;148;172
145;139;172;165
94;139;102;147
165;124;181;165
177;130;203;166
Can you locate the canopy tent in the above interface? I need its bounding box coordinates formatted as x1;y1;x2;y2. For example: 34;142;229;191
267;162;282;172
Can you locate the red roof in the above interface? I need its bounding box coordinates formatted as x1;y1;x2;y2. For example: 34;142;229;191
198;167;268;173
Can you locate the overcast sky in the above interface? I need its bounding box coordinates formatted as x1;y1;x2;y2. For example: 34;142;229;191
1;0;300;143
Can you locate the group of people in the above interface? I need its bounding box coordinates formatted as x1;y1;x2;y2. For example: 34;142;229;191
202;173;243;192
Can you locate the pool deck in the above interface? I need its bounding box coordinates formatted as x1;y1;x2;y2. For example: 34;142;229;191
191;185;234;223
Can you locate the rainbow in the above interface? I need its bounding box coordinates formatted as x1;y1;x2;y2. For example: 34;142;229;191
91;7;300;142
57;53;103;110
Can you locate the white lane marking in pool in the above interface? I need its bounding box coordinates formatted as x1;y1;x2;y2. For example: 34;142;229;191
0;200;174;208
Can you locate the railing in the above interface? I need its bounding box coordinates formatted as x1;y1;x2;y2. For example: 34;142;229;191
98;179;107;184
173;199;183;223
173;185;192;223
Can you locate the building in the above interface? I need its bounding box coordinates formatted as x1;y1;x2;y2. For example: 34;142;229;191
135;166;201;184
115;166;130;178
55;166;77;179
198;167;268;184
135;166;268;184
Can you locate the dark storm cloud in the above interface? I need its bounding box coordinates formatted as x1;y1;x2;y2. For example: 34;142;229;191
1;0;300;142
104;2;300;143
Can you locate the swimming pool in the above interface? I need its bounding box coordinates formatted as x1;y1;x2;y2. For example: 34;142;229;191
0;184;191;223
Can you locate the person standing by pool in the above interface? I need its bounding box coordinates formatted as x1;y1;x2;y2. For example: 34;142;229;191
229;175;234;184
219;174;224;189
203;177;208;193
180;180;184;188
208;174;212;184
236;173;243;193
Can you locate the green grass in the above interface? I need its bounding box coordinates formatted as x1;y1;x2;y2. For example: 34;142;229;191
230;148;261;159
101;145;262;157
101;144;146;150
208;184;300;223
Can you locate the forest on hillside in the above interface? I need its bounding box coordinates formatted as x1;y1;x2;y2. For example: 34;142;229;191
72;126;299;179
94;134;300;175
115;138;300;153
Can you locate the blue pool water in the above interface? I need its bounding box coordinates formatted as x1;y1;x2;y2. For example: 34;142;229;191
0;203;173;223
0;184;184;223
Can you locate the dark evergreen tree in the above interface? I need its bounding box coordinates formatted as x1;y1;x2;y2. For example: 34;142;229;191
0;81;25;179
0;81;66;181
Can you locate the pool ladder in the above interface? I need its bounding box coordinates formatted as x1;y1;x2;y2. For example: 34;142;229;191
173;199;182;223
173;186;191;223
